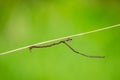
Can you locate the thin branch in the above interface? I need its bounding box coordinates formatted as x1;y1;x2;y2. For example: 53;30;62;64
0;24;120;56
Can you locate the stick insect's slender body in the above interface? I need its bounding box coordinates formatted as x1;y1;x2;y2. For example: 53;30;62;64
29;38;105;58
29;38;72;51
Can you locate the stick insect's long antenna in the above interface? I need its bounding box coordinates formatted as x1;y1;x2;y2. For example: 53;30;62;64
62;41;105;58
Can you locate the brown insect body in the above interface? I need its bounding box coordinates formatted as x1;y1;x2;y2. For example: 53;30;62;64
29;38;105;58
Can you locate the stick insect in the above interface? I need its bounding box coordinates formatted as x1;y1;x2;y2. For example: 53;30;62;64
29;38;105;58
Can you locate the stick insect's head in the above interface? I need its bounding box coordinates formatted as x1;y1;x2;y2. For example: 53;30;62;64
65;38;72;42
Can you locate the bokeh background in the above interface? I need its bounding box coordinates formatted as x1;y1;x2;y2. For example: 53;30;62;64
0;0;120;80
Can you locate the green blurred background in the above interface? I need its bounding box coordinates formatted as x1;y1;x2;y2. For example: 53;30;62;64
0;0;120;80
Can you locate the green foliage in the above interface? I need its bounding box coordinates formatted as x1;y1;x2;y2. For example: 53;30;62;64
0;0;120;80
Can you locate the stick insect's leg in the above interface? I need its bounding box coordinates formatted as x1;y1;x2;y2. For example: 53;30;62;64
62;41;105;58
29;46;40;52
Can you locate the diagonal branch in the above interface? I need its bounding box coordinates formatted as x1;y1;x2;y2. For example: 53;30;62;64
0;24;120;56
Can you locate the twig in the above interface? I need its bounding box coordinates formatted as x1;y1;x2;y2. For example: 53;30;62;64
0;24;120;56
